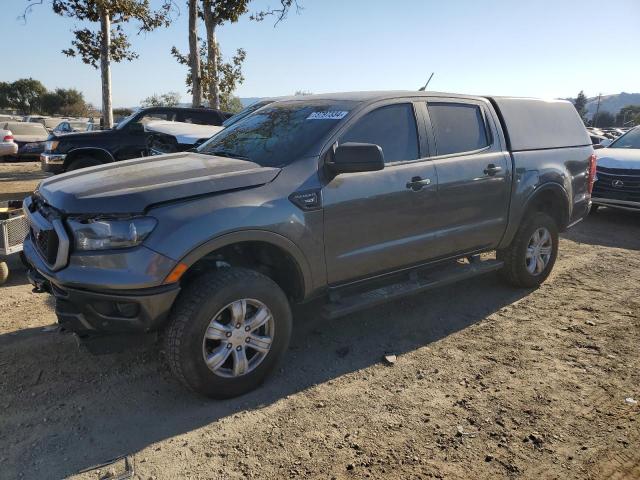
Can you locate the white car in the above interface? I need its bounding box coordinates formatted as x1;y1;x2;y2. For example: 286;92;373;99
0;129;19;159
1;122;49;160
145;120;224;155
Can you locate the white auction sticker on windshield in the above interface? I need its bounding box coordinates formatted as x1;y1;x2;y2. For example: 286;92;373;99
306;111;349;120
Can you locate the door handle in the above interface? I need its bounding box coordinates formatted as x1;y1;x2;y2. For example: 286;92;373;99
484;164;502;176
406;176;432;191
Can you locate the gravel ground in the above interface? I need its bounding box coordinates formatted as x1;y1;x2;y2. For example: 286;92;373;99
0;162;639;479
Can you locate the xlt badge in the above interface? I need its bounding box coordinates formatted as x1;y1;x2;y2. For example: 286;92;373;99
289;190;322;211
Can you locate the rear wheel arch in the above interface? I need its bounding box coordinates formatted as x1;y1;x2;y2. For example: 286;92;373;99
522;183;570;231
178;231;313;302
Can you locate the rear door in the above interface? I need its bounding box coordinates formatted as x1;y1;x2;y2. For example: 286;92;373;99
424;98;511;254
322;101;440;285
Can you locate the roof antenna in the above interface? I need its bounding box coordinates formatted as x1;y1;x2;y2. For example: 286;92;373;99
418;72;434;91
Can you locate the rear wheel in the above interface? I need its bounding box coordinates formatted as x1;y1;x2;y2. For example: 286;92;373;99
498;212;558;288
164;268;292;398
65;157;103;172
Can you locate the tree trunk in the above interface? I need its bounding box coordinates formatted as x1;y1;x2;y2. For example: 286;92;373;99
188;0;202;107
203;0;220;110
99;7;113;129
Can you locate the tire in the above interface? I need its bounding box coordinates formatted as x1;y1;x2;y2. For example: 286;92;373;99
590;204;600;214
65;157;103;172
0;262;8;285
497;212;559;288
164;267;292;399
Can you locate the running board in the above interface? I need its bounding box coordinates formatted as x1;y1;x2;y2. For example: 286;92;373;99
323;258;504;319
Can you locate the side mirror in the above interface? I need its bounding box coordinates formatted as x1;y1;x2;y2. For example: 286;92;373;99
330;142;384;174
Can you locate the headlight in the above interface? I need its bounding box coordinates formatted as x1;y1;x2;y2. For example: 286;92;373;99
45;140;59;152
67;216;157;251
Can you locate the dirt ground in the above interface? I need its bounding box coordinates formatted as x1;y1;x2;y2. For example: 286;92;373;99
0;162;639;480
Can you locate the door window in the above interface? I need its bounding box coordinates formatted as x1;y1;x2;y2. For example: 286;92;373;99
427;103;489;156
340;103;419;163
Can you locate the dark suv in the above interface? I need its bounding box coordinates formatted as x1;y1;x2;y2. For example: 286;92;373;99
40;106;230;173
24;91;595;398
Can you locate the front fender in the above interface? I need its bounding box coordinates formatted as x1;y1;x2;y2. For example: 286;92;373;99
179;229;314;299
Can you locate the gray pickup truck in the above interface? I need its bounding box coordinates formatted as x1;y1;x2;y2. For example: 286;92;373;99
23;91;595;398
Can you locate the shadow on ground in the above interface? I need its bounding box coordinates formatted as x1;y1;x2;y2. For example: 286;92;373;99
564;207;640;250
0;272;528;479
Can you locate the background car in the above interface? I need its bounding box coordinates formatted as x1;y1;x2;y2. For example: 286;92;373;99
0;129;19;159
41;106;231;173
1;122;49;160
591;126;640;212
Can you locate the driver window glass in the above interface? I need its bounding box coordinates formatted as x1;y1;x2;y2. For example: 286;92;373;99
340;103;419;163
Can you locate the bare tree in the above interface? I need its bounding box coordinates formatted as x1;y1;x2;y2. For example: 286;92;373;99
175;0;301;110
188;0;202;107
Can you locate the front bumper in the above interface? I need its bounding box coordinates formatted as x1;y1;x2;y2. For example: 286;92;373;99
40;152;66;173
592;197;640;211
27;265;180;336
23;230;181;336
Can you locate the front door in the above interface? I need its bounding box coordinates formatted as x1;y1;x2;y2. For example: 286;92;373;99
116;110;173;160
322;102;440;285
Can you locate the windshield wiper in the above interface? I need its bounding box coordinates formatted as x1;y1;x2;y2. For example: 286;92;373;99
207;150;251;161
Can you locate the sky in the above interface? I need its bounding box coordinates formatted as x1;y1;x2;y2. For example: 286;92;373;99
1;0;639;108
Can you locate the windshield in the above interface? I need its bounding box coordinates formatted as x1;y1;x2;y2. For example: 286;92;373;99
115;111;139;130
222;100;274;128
198;100;356;167
609;127;640;149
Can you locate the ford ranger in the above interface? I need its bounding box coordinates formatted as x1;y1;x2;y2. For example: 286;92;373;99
23;91;596;398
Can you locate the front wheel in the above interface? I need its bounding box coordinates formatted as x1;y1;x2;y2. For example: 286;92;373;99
497;212;559;288
164;268;292;398
65;157;103;172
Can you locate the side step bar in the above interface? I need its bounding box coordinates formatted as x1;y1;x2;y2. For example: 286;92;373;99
323;258;504;319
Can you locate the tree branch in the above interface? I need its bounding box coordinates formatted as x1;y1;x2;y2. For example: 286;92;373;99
251;0;302;26
18;0;44;24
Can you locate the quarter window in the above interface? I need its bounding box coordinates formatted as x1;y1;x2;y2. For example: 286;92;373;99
340;104;419;163
427;103;489;156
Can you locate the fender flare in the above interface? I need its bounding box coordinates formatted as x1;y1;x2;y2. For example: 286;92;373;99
178;229;314;299
499;181;571;249
522;182;571;228
64;147;115;168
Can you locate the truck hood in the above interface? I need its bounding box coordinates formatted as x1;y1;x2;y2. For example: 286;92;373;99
36;153;280;215
596;148;640;170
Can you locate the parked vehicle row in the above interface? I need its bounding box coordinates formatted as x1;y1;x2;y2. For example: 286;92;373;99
587;126;632;149
23;91;595;398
